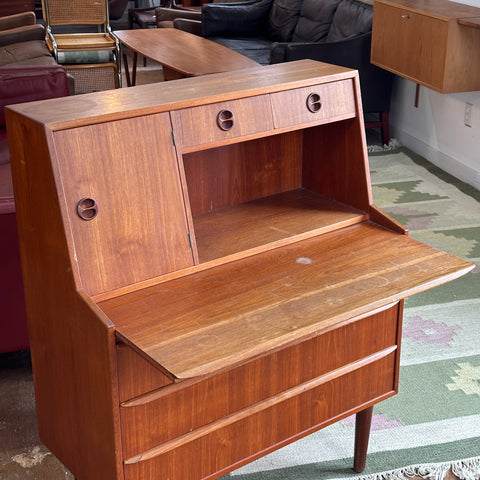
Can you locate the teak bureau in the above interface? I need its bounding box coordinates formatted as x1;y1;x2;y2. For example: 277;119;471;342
6;60;473;480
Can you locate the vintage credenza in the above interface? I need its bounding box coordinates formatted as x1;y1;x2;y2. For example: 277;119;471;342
371;0;480;94
6;60;473;480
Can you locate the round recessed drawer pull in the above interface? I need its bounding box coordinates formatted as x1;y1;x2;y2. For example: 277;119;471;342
217;110;235;131
77;197;98;221
401;14;410;19
306;93;322;113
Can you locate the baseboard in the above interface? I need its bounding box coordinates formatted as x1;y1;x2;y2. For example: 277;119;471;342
393;129;480;191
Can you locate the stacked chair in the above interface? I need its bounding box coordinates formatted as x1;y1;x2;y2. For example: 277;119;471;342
41;0;121;93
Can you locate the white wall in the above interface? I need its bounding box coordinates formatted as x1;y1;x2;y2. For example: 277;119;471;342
388;0;480;191
390;79;480;190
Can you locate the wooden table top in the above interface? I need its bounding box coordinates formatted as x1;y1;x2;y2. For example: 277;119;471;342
114;29;260;77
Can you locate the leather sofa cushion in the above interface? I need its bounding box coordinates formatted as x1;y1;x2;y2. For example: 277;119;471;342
292;0;342;43
0;39;53;66
267;0;302;42
0;129;9;166
0;23;44;47
0;65;70;213
209;36;272;65
0;162;14;215
3;54;58;67
325;0;373;42
0;65;69;127
202;0;274;38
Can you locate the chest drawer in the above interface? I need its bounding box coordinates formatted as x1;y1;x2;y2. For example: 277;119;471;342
171;95;274;148
270;79;356;129
119;303;400;460
123;352;396;480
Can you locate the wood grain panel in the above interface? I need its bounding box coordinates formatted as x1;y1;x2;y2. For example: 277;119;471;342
193;189;367;263
171;95;274;148
123;354;396;480
444;20;480;93
371;2;448;90
270;80;356;129
53;113;194;296
117;343;173;402
183;133;303;215
302;120;372;212
119;305;399;458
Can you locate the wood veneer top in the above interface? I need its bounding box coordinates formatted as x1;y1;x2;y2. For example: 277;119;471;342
100;222;473;379
4;60;353;131
376;0;480;19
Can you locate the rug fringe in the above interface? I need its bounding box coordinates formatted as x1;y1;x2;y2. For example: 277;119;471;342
367;138;401;152
335;457;480;480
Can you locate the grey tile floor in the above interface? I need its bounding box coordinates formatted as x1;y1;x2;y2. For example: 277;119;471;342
0;351;73;479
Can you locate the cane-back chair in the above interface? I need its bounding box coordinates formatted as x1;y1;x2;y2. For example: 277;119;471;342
42;0;121;89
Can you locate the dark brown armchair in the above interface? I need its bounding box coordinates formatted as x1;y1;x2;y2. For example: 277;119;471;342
0;21;70;352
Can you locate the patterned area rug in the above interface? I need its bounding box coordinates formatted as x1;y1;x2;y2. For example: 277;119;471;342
226;147;480;480
0;147;478;479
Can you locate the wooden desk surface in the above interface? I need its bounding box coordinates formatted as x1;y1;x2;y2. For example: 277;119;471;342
100;222;473;380
114;29;260;77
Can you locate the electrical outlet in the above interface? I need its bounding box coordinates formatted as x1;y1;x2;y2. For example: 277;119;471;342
464;102;473;127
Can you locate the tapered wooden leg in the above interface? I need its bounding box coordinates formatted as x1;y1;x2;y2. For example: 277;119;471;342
122;52;131;87
353;406;373;473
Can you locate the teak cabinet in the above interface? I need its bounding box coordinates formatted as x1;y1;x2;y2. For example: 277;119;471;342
371;0;480;93
6;60;473;480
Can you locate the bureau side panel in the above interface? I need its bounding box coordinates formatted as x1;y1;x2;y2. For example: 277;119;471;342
7;111;123;480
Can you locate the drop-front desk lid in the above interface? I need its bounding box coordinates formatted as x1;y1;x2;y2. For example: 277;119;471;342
99;222;473;380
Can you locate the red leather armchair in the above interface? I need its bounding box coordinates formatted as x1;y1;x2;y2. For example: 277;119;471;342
0;64;70;353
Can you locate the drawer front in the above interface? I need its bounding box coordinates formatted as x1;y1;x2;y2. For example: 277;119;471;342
120;304;400;459
171;95;274;148
371;2;448;90
270;79;356;129
123;353;396;479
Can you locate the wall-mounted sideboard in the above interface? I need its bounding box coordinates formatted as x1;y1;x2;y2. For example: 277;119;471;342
6;60;473;480
371;0;480;93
